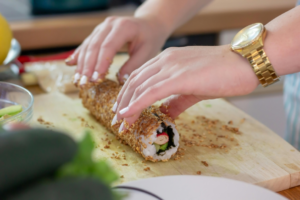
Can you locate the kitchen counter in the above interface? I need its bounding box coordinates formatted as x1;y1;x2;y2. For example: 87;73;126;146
9;0;296;50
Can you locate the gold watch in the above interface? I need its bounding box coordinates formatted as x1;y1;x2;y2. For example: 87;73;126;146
231;23;279;87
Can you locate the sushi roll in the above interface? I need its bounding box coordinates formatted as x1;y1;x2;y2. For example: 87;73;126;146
78;79;180;162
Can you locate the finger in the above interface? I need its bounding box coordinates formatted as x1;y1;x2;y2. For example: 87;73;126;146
65;45;81;66
94;22;137;80
120;74;173;127
160;95;208;119
116;64;162;121
116;55;160;103
117;44;158;84
118;78;178;120
75;23;106;75
82;25;113;80
76;37;94;75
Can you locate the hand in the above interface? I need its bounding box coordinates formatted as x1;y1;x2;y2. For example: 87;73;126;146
114;45;259;131
66;16;169;84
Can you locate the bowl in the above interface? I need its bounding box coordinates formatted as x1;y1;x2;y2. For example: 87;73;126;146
0;82;34;125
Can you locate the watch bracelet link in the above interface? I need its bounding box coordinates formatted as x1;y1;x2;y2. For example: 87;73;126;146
245;47;280;87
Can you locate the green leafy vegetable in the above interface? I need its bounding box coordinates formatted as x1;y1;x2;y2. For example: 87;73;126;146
56;130;119;186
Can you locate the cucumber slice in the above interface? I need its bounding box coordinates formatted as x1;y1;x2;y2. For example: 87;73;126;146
159;142;168;151
154;143;160;152
0;105;22;117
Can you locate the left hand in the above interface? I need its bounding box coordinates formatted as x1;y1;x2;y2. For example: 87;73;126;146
114;45;259;131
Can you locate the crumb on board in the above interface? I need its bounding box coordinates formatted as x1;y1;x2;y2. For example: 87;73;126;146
104;145;110;149
37;116;44;123
240;118;246;124
144;167;151;171
201;161;209;167
122;164;129;166
37;116;54;127
196;171;201;175
228;120;233;125
120;175;124;178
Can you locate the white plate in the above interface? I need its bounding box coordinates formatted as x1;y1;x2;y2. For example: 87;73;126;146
115;176;287;200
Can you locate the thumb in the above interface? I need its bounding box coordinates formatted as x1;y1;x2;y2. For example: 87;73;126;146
118;45;158;84
160;95;208;119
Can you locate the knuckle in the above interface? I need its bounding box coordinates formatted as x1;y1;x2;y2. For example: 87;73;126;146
163;47;178;59
146;86;157;95
105;16;117;23
128;77;138;88
164;47;177;54
130;70;139;79
87;43;99;52
94;24;102;32
101;40;114;49
134;85;144;96
116;18;131;27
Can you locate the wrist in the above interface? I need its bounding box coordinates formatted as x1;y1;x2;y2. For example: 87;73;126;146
224;45;260;92
264;25;291;77
134;12;173;39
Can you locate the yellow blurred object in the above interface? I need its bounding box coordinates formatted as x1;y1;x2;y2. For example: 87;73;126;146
0;14;12;65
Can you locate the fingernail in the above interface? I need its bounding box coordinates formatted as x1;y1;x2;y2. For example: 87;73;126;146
123;74;129;82
79;75;88;85
111;114;117;126
119;122;124;133
91;71;99;81
119;107;129;115
65;55;74;63
73;73;80;83
112;102;118;113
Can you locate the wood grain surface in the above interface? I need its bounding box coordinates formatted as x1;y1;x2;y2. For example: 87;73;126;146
10;0;296;50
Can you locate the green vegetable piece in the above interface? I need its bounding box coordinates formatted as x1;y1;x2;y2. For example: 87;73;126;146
0;105;22;117
56;130;119;186
159;142;168;151
154;143;160;152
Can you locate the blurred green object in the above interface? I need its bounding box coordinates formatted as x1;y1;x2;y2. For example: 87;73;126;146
31;0;109;15
0;129;77;194
0;129;124;200
56;130;119;186
4;177;115;200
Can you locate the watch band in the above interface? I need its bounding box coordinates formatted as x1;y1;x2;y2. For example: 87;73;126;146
245;47;279;87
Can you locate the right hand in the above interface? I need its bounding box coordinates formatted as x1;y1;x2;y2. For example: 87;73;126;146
66;16;169;84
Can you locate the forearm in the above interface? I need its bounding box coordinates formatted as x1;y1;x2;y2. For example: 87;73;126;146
265;6;300;76
134;0;212;36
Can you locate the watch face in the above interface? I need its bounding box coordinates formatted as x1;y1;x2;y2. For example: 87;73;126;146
231;23;264;50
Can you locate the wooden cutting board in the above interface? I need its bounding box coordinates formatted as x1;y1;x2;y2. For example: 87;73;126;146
29;56;300;192
31;92;300;192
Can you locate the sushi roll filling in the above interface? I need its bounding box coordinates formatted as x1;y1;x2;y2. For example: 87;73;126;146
154;123;176;155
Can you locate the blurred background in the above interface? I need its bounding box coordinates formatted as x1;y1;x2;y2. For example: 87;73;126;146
0;0;297;137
